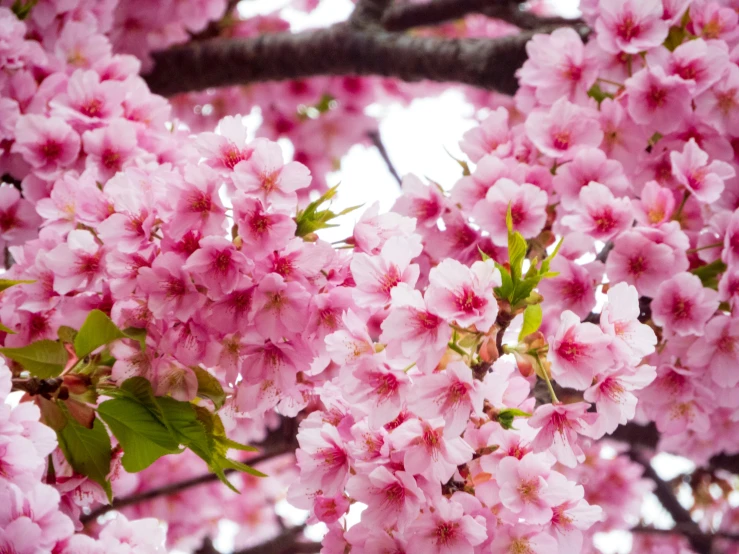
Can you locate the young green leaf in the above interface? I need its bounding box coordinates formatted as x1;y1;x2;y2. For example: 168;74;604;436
74;309;125;359
97;397;181;472
57;326;78;344
0;322;15;334
0;340;68;378
56;409;112;500
191;366;226;410
497;408;532;430
0;278;35;292
691;259;727;290
519;304;543;341
122;327;147;352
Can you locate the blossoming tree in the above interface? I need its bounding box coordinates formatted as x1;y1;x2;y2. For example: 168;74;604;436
1;0;739;553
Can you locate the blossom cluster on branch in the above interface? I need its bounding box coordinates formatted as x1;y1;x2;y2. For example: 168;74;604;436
1;0;739;553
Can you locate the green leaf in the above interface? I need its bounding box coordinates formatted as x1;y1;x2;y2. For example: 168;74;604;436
477;246;491;262
74;310;125;359
494;262;513;300
0;278;35;292
57;409;112;500
294;185;361;237
122;327;147;352
157;397;212;460
192;366;226;410
98;397;181;472
691;259;727;290
586;83;615;105
0;322;15;334
57;326;78;344
11;0;39;19
663;25;687;51
0;340;68;378
497;408;532;430
519;304;543;341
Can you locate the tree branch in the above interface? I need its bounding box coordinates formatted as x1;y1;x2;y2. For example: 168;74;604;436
144;21;587;97
350;0;394;29
368;130;402;185
629;450;712;553
232;525;318;554
81;447;293;523
383;0;582;32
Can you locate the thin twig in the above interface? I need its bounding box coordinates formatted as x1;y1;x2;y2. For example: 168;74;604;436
81;446;294;523
368;130;402;185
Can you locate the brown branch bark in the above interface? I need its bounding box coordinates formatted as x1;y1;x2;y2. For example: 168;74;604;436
629;450;713;553
383;0;582;32
81;446;294;524
144;13;588;98
232;525;318;554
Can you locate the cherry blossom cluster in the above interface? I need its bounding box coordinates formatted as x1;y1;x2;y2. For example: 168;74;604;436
2;0;739;552
0;358;167;553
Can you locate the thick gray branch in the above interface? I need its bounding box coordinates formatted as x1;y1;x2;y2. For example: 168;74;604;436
144;23;586;97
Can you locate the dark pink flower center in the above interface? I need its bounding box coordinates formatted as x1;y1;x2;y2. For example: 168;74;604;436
41;140;62;161
189;191;212;213
616;14;641;41
552;130;572;150
671;295;693;320
434;522;459;546
456;287;484;313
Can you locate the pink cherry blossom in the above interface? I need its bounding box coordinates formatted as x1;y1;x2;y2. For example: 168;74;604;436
497;453;554;524
137;251;205;321
406;497;486;554
625;67;694;134
633;180;676;226
380;284;451;374
350;236;420;308
490;525;558;554
410;361;485;437
392;174;447;228
168;164;226;239
549;310;613;390
81;118;139;180
346;467;424;531
0;184;41;248
544;472;604;551
458;107;512;162
50;69;124;129
296;424;350;496
670;138;735;203
232;140;310;209
390;418;474;483
343;357;410;428
12;115;80;178
472;178;548;246
183;236;250;297
605;229;681;297
552;147;630;204
250;273;310;341
695;64;739;135
584;367;657;438
233;195;296;259
662;38;729;95
651;272;719;337
561;181;633;241
599;282;657;365
686;315;739;388
44;229;105;294
537;257;600;320
594;0;669;54
425;258;500;331
195;114;254;171
525;98;604;160
529;402;597;467
519;27;599;105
